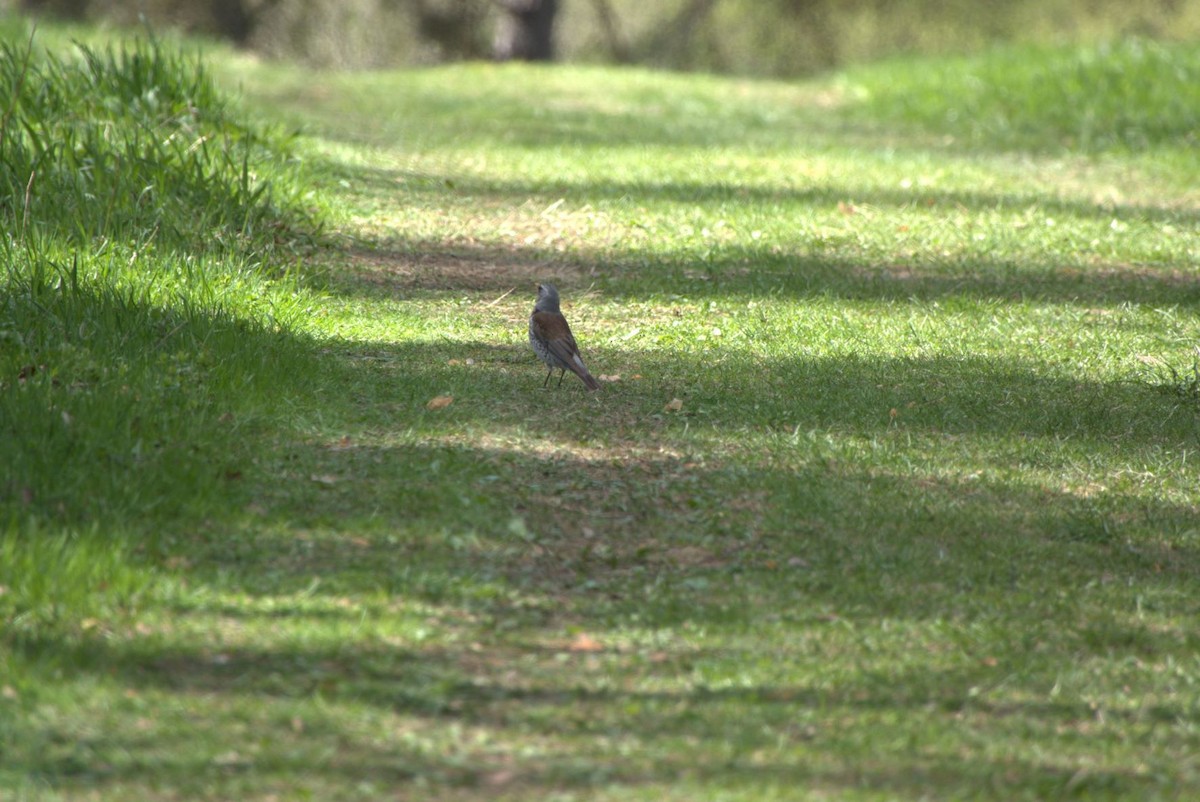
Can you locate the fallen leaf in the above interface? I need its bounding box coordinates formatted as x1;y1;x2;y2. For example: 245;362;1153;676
310;474;339;486
664;398;684;413
568;633;604;653
212;750;252;768
485;770;517;787
598;374;621;382
426;395;454;410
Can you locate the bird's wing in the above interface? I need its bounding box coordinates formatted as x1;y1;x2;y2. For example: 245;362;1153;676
531;311;599;390
531;312;578;348
532;311;587;366
545;338;583;368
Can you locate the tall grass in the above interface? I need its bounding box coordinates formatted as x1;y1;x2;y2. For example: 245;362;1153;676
0;28;325;634
0;32;321;250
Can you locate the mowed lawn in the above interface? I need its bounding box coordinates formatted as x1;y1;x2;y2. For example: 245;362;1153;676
3;29;1200;801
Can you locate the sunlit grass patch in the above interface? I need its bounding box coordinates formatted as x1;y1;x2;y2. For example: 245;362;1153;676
846;38;1200;154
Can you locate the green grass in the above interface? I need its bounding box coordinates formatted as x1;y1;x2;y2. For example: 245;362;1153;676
0;28;325;627
3;20;1200;801
847;38;1200;154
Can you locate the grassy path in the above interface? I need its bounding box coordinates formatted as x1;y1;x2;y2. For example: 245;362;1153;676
4;31;1200;801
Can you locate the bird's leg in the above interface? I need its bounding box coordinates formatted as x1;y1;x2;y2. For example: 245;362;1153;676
557;369;566;387
543;369;553;388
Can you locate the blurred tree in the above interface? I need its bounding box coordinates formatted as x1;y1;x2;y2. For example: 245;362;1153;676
492;0;558;61
209;0;284;44
19;0;88;16
589;0;630;62
413;0;492;60
12;0;1200;74
638;0;719;68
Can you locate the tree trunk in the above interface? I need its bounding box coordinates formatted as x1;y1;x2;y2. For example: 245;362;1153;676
208;0;285;46
209;0;254;44
20;0;90;18
416;0;492;61
590;0;630;63
640;0;719;67
492;0;559;62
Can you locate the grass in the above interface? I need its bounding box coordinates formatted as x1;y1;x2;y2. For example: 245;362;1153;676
846;38;1200;154
3;18;1200;801
0;27;324;626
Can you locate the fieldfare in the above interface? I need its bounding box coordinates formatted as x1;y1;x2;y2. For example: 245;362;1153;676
528;283;600;391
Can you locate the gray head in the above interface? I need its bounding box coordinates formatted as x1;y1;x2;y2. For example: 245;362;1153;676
534;283;561;314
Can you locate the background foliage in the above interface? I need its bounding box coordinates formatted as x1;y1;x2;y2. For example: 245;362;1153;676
5;0;1200;73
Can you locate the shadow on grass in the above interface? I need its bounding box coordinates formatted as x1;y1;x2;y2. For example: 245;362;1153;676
340;235;1200;310
9;615;1192;798
321;337;1199;452
0;273;312;528
6;262;1200;800
11;294;1195;593
208;439;1200;593
327;162;1199;306
348;162;1200;226
5;279;1197;600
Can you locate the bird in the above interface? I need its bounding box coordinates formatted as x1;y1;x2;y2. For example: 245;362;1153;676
528;283;600;391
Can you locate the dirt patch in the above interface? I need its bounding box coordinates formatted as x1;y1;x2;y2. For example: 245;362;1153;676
429;434;760;590
343;243;593;293
340;198;640;293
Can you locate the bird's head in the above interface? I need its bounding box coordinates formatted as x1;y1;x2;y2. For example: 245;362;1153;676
534;283;561;313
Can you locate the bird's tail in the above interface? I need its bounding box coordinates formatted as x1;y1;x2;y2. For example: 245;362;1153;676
571;359;601;391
